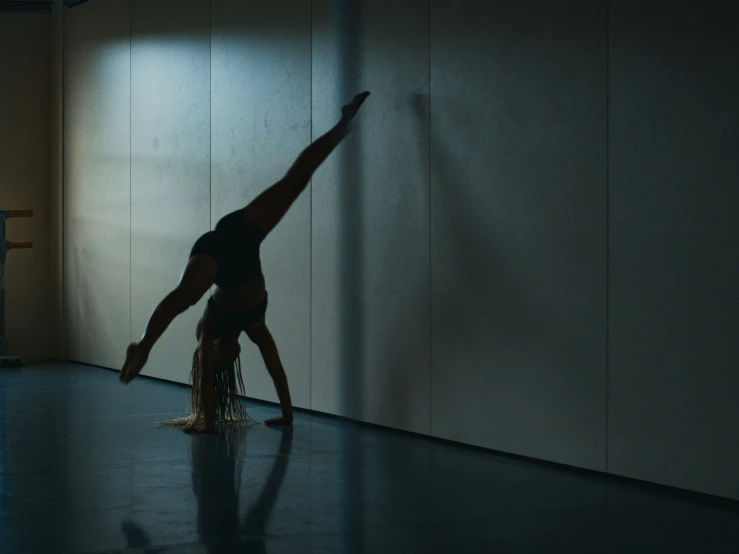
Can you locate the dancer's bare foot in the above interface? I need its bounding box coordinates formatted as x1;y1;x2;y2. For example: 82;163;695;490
120;342;149;384
341;91;371;122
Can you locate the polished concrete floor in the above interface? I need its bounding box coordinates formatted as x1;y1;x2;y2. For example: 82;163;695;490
1;363;738;553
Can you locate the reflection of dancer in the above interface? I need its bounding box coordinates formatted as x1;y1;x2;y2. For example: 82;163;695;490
120;92;371;433
120;427;293;553
119;520;167;554
191;427;293;553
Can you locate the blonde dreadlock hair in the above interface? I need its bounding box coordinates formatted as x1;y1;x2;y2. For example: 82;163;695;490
160;347;254;428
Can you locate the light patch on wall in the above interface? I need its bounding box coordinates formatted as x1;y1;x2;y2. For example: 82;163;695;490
130;35;203;48
212;28;304;41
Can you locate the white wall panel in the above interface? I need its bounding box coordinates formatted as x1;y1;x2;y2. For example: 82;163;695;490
130;0;211;383
64;0;130;369
430;0;608;470
311;0;431;433
608;0;739;499
211;0;312;408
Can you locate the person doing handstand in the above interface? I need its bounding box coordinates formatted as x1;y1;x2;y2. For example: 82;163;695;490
119;92;371;433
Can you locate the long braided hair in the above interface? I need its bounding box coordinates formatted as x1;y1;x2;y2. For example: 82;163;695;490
161;347;253;428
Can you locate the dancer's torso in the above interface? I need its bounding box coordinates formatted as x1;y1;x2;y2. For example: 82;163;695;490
213;275;266;309
190;209;269;310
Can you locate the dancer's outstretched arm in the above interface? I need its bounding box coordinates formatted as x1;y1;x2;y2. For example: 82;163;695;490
120;255;217;384
244;91;371;234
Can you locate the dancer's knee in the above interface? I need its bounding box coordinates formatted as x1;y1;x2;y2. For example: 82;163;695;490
245;320;268;345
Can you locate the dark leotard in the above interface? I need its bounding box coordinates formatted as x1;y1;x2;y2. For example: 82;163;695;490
190;209;267;289
206;293;268;337
190;210;269;336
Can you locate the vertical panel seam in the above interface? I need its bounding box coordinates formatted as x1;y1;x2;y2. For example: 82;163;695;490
129;0;133;345
61;4;67;359
309;0;313;411
428;0;432;437
605;0;610;474
210;0;212;232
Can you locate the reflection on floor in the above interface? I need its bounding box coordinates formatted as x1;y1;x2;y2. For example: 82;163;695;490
0;363;737;553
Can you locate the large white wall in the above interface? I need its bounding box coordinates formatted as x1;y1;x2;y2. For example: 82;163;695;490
62;0;739;500
0;14;51;361
429;0;607;471
64;0;130;369
607;0;739;500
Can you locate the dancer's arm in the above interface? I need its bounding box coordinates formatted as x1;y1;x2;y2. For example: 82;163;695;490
268;368;294;426
247;322;294;425
120;255;217;384
197;338;216;431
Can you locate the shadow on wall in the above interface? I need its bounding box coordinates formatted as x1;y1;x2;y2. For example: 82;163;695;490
361;89;606;536
335;0;364;419
335;1;365;552
371;92;586;438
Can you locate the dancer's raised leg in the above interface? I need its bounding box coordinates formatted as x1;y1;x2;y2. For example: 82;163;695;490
243;92;370;234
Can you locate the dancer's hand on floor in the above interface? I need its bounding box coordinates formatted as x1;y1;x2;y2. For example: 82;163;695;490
265;416;293;427
120;342;149;384
182;421;216;434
